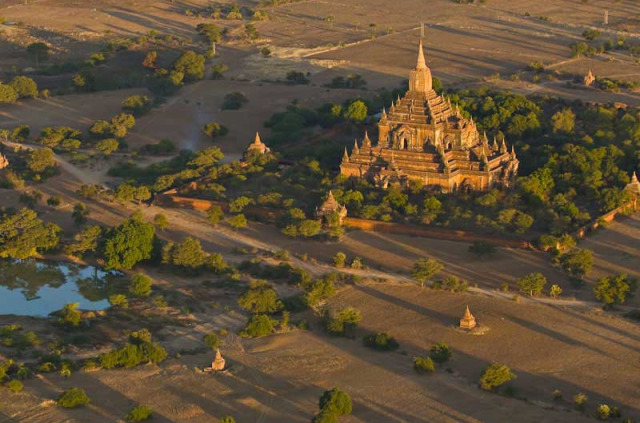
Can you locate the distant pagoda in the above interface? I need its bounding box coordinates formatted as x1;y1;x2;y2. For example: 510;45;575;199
459;305;477;330
244;132;270;158
340;39;519;192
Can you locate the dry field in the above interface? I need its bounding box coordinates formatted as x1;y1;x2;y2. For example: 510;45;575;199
0;282;638;423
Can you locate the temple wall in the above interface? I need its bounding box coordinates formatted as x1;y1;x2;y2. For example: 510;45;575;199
342;217;532;249
574;199;639;238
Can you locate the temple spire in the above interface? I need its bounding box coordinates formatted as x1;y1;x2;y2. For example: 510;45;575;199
500;139;507;154
353;139;359;154
363;131;371;147
416;38;427;69
254;132;262;145
632;171;638;184
342;147;349;162
510;144;516;158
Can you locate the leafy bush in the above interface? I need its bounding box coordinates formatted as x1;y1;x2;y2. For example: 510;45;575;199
7;379;23;392
57;303;83;328
126;405;153;422
325;307;361;336
99;330;167;369
129;274;153;297
429;343;452;363
238;281;283;314
9;76;38;98
122;95;152;116
203;333;221;350
363;332;399;351
221;92;248;110
240;314;276;338
413;356;435;373
57;387;90;408
318;387;352;416
479;363;516;391
517;272;547;296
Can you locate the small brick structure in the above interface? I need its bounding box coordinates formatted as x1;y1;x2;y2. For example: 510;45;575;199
584;69;596;87
0;153;8;170
459;305;477;330
204;349;226;372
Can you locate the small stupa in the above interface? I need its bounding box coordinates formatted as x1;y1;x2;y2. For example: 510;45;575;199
244;132;270;156
625;171;640;196
315;190;348;225
0;153;8;170
459;305;477;330
584;69;596;87
210;348;225;372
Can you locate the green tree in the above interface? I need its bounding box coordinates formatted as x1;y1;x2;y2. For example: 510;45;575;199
551;108;575;134
516;272;547;296
227;213;247;230
411;258;444;287
549;284;562;298
318;388;352;416
122;95;151;116
219;417;236;423
9;76;38;99
207;205;224;225
58;303;83;328
560;249;593;278
429;343;452;363
65;225;101;257
202;122;229;139
0;208;60;259
57;387;90;408
332;252;346;267
238;281;283;314
229;196;252;213
125;405;153;422
196;23;222;43
129;273;153;297
72;203;90;225
26;42;50;68
153;213;169;230
414;356;435;373
103;213;156;270
422;196;442;222
245;23;259;40
0;84;18;103
479;363;516;391
174;51;205;81
594;273;636;306
27;148;56;173
162;237;208;269
240;314;276;337
326;307;361;335
343;100;367;123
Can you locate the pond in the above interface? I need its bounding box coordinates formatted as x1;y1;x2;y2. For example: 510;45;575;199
0;260;121;317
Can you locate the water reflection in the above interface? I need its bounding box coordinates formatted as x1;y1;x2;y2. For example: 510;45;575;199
0;260;120;317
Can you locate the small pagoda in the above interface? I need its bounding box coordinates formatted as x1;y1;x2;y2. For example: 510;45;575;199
0;153;8;170
204;349;226;372
625;171;640;196
459;305;476;330
584;69;596;87
315;191;347;225
244;132;270;157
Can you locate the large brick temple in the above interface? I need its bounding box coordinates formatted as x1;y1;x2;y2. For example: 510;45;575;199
340;40;519;192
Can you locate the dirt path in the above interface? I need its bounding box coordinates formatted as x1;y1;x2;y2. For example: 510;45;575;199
143;203;619;312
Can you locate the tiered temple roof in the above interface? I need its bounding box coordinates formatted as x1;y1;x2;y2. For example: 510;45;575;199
459;305;477;330
340;40;519;192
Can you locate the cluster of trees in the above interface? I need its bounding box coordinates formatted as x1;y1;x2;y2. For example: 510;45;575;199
312;388;352;423
99;329;167;369
237;280;289;337
0;208;60;259
0;76;39;103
